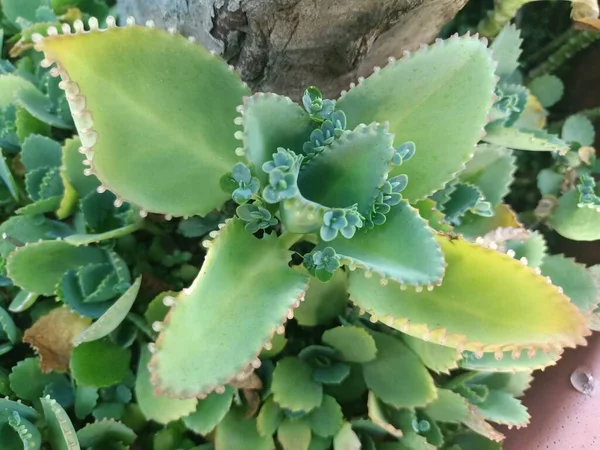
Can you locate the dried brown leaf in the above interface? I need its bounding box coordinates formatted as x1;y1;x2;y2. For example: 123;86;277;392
23;307;91;373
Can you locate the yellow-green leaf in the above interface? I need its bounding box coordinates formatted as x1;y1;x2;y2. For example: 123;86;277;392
349;236;589;353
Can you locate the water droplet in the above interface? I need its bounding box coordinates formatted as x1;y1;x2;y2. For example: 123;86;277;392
571;366;595;396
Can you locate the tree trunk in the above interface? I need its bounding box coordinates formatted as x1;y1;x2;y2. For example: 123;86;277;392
117;0;468;99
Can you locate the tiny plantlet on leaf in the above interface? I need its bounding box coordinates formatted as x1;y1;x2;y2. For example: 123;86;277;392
0;5;597;449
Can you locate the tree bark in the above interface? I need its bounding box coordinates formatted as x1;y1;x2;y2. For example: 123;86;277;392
117;0;468;99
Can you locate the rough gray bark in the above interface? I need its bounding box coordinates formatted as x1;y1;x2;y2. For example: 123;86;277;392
117;0;467;99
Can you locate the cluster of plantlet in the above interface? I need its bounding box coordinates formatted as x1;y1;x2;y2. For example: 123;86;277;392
0;2;598;449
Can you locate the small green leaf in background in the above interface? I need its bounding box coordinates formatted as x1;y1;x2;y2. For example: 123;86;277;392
322;326;377;363
278;418;312;450
540;255;598;314
362;331;436;408
257;397;284;437
272;357;323;413
562;114;595;146
528;75;564;108
307;395;343;437
135;347;197;425
41;395;81;450
70;340;131;388
216;408;274;450
183;387;234;435
333;422;361;450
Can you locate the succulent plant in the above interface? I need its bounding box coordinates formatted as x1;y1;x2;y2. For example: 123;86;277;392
26;16;592;394
0;5;598;450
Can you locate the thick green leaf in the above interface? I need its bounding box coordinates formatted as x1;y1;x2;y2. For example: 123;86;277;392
16;196;62;215
15;87;72;129
367;391;403;437
459;144;515;209
0;305;17;343
333;422;361;450
537;169;563;196
469;372;533;398
76;420;136;448
489;25;522;78
150;219;309;398
460;350;561;372
16;103;52;143
294;270;348;327
74;386;98;420
322;326;377;363
504;231;547;268
65;222;144;246
322;202;444;286
6;240;108;295
183;387;234;435
135;347;197;425
73;277;141;345
401;334;462;374
8;290;39;313
0;151;18;200
476;390;530;427
453;203;521;238
272;357;323;413
313;362;351;385
308;435;332;450
324;364;367;404
38;25;250;217
362;331;436;408
549;189;600;241
540;255;598;314
423;388;469;423
41;396;80;450
257;397;283;437
337;35;496;201
9;357;65;403
298;122;394;215
260;333;288;359
349;235;588;353
216;408;275;450
62;137;100;198
440;183;484;223
25;166;63;201
2;0;49;27
278;418;312;450
483;123;568;152
21;134;61;170
307;395;343;438
0;215;71;259
240;93;312;184
70;340;130;388
0;74;37;106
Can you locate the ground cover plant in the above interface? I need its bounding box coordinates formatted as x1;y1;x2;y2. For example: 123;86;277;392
0;1;598;449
